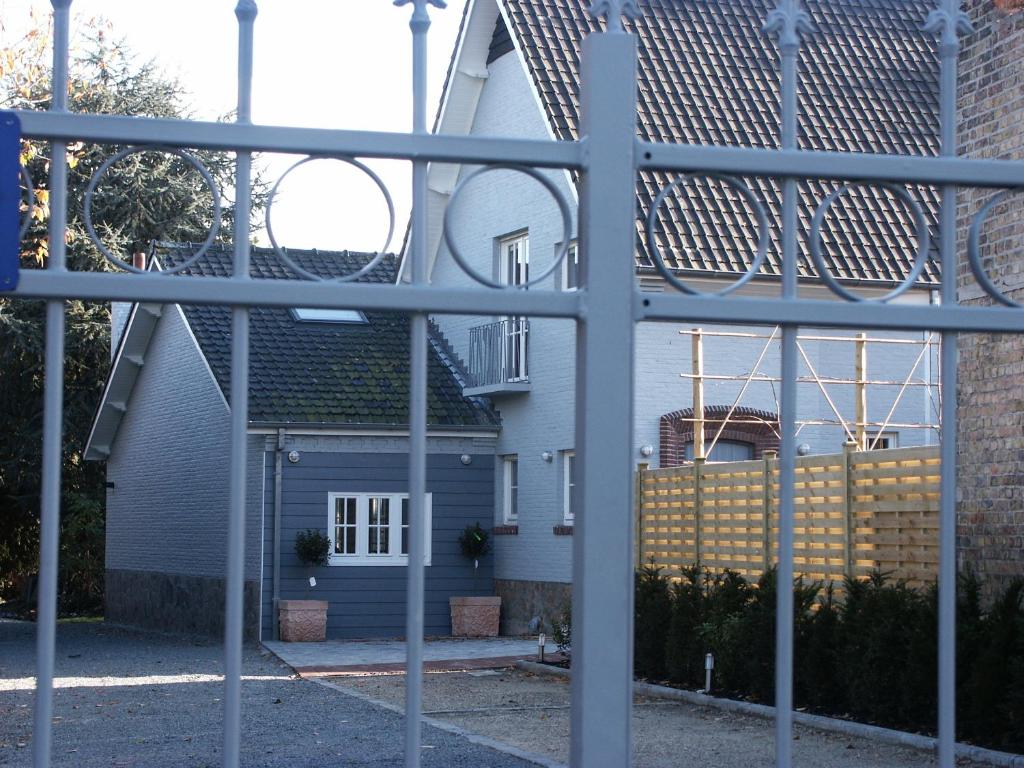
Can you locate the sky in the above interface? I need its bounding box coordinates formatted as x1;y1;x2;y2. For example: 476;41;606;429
4;0;471;253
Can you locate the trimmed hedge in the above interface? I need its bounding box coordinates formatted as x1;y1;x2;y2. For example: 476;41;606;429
634;563;1024;754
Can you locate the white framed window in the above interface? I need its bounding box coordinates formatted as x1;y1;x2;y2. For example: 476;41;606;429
500;233;529;288
561;241;579;291
502;455;519;523
562;450;577;523
326;492;432;566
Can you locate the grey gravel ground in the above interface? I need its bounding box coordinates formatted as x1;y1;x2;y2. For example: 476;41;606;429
337;669;993;768
0;620;537;767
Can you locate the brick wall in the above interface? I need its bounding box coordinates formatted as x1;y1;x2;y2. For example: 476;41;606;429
957;0;1024;590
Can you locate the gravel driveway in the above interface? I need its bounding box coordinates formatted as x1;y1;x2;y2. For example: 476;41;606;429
335;670;994;768
0;620;537;767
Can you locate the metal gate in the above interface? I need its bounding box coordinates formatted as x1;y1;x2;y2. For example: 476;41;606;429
7;0;1024;766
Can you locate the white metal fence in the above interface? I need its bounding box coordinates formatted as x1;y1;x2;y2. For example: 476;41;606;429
7;0;1024;766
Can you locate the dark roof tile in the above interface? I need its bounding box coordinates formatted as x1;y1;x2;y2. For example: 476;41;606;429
153;243;500;430
501;0;940;286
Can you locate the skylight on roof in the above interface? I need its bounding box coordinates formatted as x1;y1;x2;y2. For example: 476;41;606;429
292;307;367;324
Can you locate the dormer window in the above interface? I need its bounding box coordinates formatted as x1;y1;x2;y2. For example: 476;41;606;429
291;307;367;323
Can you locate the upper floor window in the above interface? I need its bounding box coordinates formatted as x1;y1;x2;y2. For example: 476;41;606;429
326;492;432;566
500;233;529;288
562;450;577;523
562;242;579;290
502;455;519;523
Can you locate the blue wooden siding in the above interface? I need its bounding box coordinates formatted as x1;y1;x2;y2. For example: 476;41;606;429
260;451;496;639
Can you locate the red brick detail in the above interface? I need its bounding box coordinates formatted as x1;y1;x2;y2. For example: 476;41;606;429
492;525;519;535
659;406;780;468
995;0;1024;12
552;525;574;535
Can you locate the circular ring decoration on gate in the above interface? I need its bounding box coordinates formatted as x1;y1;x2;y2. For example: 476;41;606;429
265;156;395;282
645;173;769;297
809;182;930;304
443;164;573;290
966;187;1024;309
18;163;36;244
83;146;222;274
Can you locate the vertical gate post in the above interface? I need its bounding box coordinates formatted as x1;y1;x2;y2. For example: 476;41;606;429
925;3;971;765
34;4;72;767
223;4;257;766
764;2;811;764
395;2;442;766
571;13;638;767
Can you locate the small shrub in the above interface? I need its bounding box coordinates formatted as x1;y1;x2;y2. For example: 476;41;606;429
552;602;572;659
634;561;672;679
294;529;331;568
664;564;707;685
457;523;491;562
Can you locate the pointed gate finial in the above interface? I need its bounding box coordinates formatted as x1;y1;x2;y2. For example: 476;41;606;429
589;0;641;32
763;0;813;52
923;2;973;57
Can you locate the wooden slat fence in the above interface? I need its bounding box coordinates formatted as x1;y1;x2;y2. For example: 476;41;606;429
637;444;940;587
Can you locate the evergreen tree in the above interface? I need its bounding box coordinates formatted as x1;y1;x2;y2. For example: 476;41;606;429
0;16;266;610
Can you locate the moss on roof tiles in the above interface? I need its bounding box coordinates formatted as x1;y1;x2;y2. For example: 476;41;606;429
154;243;499;430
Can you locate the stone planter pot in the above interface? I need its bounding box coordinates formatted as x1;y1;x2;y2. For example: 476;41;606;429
278;599;328;642
449;596;501;637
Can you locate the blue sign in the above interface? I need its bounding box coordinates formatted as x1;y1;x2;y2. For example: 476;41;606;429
1;111;21;290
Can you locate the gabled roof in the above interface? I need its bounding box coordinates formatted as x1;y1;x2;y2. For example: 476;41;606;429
162;244;499;429
86;244;499;459
431;0;941;286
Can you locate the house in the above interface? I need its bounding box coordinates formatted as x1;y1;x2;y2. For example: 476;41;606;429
956;0;1024;593
85;244;501;640
421;0;944;632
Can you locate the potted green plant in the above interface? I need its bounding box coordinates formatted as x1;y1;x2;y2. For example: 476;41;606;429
449;523;501;637
278;529;331;642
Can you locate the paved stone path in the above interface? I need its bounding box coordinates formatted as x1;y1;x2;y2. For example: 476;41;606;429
263;636;543;676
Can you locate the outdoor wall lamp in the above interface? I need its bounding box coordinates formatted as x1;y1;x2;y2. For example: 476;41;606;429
460;454;472;465
287;450;301;463
640;445;654;457
541;451;554;462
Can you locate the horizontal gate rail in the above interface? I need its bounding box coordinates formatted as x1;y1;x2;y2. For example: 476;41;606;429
11;272;585;317
638;141;1024;188
13;110;585;169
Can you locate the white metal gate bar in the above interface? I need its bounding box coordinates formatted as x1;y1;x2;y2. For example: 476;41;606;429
571;26;638;765
926;0;972;763
223;3;256;765
32;2;71;766
763;1;810;761
398;2;439;765
10;0;1022;766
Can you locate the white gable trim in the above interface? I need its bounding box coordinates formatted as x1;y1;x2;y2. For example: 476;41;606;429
84;296;227;461
399;0;580;284
84;300;164;461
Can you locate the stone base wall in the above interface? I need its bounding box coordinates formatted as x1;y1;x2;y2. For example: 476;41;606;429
106;569;260;642
495;578;571;635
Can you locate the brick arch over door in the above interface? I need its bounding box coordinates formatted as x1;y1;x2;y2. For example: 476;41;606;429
659;406;781;468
